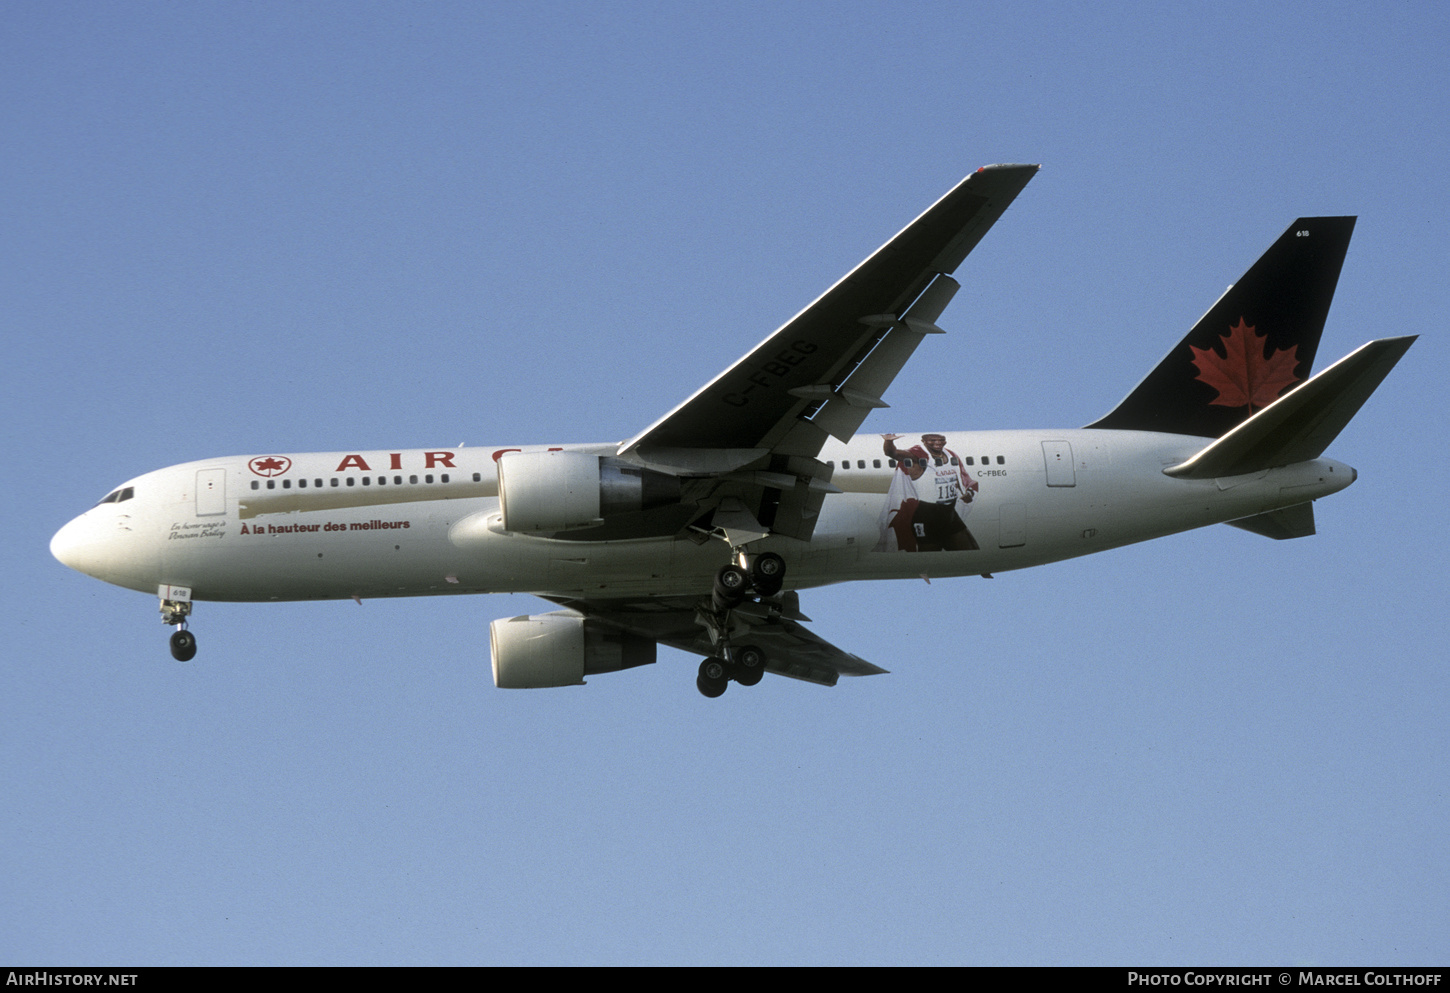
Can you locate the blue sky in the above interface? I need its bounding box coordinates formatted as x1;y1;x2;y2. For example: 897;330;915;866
4;1;1447;965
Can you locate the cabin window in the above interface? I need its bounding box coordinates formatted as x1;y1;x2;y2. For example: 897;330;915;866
472;472;481;482
282;479;291;489
266;480;276;489
346;477;355;487
409;475;418;484
330;478;339;487
377;476;386;486
250;481;259;491
997;456;1006;465
425;474;434;484
873;459;881;468
394;475;403;485
441;474;450;483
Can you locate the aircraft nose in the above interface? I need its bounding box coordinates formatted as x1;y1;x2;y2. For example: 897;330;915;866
52;500;159;592
50;512;126;580
51;515;94;574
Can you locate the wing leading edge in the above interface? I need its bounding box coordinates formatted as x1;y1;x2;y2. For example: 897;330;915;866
620;164;1039;462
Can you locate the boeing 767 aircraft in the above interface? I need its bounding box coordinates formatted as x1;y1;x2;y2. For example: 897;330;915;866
51;164;1414;697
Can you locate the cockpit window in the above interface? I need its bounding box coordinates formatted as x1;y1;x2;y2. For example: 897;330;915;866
96;487;135;505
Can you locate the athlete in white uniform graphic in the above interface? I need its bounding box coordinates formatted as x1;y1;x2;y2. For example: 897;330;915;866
878;433;980;552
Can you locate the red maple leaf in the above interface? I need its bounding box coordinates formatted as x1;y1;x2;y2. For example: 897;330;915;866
253;457;286;472
1189;318;1300;411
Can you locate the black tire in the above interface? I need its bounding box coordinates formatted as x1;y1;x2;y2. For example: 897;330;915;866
735;645;766;686
697;658;728;698
169;629;197;662
749;553;785;597
712;564;748;611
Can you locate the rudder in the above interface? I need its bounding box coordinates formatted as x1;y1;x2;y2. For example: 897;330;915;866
1087;216;1356;438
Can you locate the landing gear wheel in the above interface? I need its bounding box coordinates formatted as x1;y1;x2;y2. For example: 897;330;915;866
169;628;197;662
697;658;728;698
712;564;749;611
734;644;766;686
749;553;786;597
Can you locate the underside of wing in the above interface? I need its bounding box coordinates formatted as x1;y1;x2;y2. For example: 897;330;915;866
545;594;887;687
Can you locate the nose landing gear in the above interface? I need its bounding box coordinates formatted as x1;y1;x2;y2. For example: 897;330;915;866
159;586;197;662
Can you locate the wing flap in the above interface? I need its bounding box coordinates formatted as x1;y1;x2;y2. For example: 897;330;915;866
810;273;961;442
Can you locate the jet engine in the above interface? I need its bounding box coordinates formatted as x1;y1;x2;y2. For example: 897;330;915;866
489;611;656;688
496;450;682;534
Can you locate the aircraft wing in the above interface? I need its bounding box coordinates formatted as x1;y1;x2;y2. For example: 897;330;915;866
580;164;1037;543
619;164;1039;465
545;594;888;687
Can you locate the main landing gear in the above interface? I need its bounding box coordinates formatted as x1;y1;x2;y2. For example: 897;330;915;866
696;552;784;698
696;644;767;698
160;589;197;662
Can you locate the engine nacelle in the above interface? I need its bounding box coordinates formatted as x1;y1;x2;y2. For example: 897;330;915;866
489;611;656;688
496;450;681;534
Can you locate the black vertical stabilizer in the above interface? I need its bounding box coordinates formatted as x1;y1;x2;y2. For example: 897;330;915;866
1087;216;1356;438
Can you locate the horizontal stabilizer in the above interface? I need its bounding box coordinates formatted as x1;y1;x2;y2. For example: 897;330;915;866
1165;335;1416;479
1226;502;1316;539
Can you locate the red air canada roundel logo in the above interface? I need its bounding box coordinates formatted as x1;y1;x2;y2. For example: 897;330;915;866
249;456;292;477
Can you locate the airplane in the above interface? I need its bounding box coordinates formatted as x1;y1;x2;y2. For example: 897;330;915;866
50;164;1416;698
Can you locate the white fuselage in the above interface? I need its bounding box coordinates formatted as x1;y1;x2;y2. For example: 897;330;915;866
50;429;1355;603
